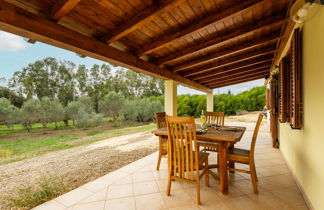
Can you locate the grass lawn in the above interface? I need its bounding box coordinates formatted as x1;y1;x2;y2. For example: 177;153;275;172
0;121;156;165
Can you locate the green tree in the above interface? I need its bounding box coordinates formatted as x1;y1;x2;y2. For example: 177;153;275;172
99;92;124;119
20;99;42;131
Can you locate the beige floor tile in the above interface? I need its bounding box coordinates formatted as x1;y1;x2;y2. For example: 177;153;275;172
133;180;159;195
102;170;129;182
153;169;168;180
156;179;184;192
271;186;306;206
199;201;230;210
133;171;155;183
72;200;105;210
135;193;166;210
247;191;293;210
107;184;134;200
162;188;196;208
33;200;66;210
55;188;93;207
105;197;136;210
168;205;200;210
79;188;108;203
187;185;221;203
81;177;114;192
114;176;133;185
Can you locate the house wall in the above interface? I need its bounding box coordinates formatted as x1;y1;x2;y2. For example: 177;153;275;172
278;6;324;210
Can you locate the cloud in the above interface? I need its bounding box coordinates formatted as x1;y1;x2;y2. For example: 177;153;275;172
0;31;27;52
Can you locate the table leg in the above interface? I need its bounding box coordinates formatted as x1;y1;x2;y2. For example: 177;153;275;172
219;142;228;194
228;143;235;173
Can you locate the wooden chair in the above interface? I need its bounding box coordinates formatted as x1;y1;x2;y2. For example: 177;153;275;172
165;116;209;205
199;112;225;153
154;112;168;170
226;113;263;193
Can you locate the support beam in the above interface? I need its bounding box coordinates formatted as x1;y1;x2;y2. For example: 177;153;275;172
206;72;268;87
210;75;266;89
171;32;280;72
176;46;276;74
164;80;177;116
200;67;270;85
272;19;296;66
207;92;214;112
100;0;186;43
188;56;273;79
136;0;263;56
50;0;81;21
157;14;286;65
27;38;36;44
0;1;211;93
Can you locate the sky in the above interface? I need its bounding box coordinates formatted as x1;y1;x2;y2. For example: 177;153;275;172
0;30;264;95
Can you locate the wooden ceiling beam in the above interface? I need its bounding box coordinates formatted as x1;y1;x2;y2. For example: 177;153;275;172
172;32;280;72
179;46;275;75
136;0;263;56
50;0;81;21
210;75;267;89
0;1;211;93
157;14;286;65
195;60;272;83
202;68;269;86
199;66;270;85
209;73;268;88
100;0;186;43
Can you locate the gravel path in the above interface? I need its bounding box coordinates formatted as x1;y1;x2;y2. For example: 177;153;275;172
0;131;158;209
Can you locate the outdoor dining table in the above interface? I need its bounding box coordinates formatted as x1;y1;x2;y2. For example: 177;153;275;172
152;125;246;194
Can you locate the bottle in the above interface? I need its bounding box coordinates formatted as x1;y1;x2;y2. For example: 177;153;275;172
200;110;206;132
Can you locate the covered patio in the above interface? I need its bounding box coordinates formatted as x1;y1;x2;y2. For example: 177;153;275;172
34;121;307;210
1;0;324;209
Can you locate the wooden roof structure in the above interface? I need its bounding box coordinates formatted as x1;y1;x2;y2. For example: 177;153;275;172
0;0;294;92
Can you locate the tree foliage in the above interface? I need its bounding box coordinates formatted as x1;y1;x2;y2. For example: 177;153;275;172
99;92;124;119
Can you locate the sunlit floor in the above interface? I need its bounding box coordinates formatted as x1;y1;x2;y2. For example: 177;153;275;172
34;122;308;210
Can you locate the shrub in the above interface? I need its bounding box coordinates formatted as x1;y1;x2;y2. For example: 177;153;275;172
99;92;124;119
39;97;65;128
75;109;103;128
0;97;17;126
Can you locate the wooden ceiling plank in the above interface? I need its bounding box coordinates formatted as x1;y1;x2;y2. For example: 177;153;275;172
203;69;269;86
172;31;280;72
157;13;286;65
178;46;276;74
136;0;264;56
210;75;266;88
50;0;81;21
208;72;268;87
100;0;186;43
0;1;211;93
199;66;271;84
195;60;272;83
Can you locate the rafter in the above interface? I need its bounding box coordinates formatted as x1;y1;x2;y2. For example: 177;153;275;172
210;74;267;89
199;66;270;85
208;72;268;87
178;46;275;75
202;69;269;86
50;0;81;21
100;0;186;43
157;14;286;65
172;32;280;72
136;0;263;56
0;1;211;93
194;60;272;83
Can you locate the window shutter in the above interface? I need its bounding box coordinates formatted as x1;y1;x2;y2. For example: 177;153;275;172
279;55;291;123
290;28;302;129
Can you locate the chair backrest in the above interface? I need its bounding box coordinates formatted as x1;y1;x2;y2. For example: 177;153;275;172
250;113;263;159
166;116;199;181
154;112;166;128
206;112;225;126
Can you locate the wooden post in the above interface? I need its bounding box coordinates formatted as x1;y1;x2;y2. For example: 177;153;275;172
207;92;214;112
164;80;177;116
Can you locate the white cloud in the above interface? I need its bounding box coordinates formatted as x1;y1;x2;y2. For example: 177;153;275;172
0;31;27;52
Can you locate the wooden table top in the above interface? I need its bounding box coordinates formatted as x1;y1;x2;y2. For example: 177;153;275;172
152;126;246;143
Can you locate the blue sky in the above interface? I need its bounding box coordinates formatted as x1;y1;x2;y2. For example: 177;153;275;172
0;30;264;95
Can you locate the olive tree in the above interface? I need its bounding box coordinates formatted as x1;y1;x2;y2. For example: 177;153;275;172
20;99;42;131
99;92;124;120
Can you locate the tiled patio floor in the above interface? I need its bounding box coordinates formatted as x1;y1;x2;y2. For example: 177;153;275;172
34;122;308;210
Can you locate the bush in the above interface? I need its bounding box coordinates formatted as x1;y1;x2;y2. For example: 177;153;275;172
75;109;103;128
99;92;124;119
122;99;163;122
39;97;65;128
0;98;16;126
